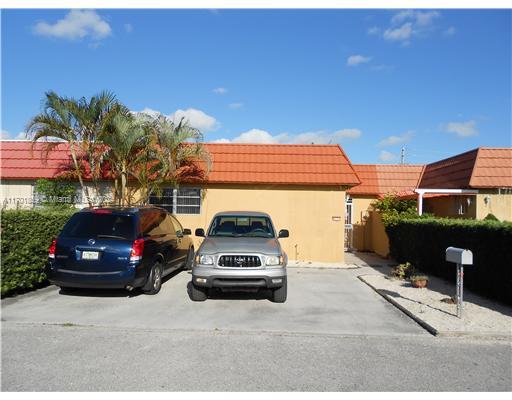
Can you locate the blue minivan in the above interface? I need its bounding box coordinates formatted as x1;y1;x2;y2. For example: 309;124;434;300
46;206;194;295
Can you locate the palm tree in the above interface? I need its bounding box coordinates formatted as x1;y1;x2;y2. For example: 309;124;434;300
102;113;144;206
27;91;126;207
134;113;212;205
27;91;90;205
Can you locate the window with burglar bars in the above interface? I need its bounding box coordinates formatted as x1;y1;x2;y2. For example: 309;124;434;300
149;188;201;214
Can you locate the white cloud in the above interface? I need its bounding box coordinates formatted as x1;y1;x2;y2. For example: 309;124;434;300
347;55;372;67
414;11;440;27
135;107;161;118
373;10;442;44
333;129;362;139
379;150;398;162
444;120;479;138
378;131;414;147
367;26;380;35
383;22;413;41
1;130;30;140
444;26;456;36
391;10;440;27
213;87;227;94
229;129;280;144
211;138;231;144
170;108;219;132
124;23;133;33
228;102;243;109
133;107;219;132
33;10;112;40
215;128;362;145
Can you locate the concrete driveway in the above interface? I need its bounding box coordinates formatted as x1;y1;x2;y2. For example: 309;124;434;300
2;266;426;337
4;261;512;391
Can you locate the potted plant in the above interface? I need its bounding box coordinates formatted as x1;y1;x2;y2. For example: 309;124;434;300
410;274;429;288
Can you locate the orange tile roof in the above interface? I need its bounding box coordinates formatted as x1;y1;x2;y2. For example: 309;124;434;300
347;164;425;196
419;147;512;189
0;141;361;187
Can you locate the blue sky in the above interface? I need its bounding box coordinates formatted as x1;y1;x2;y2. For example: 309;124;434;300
1;8;511;164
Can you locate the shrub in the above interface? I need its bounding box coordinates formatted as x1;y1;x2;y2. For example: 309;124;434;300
391;262;416;280
34;178;76;209
386;217;512;304
1;209;76;297
484;213;499;221
372;194;419;226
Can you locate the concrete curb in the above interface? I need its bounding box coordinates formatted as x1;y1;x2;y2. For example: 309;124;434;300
358;275;512;341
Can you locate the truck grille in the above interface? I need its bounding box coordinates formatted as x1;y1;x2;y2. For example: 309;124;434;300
218;255;262;268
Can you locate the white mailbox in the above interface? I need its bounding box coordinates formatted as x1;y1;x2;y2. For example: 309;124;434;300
445;247;473;265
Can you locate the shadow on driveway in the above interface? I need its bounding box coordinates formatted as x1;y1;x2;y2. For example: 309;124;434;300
58;268;184;298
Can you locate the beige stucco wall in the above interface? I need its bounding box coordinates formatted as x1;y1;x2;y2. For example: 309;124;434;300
424;195;477;219
0;178;346;262
174;184;346;263
0;180;113;209
476;190;512;221
368;211;389;258
348;196;390;257
350;196;375;251
1;180;35;209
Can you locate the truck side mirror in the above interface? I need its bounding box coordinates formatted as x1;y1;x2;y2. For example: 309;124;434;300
278;229;289;238
195;228;205;237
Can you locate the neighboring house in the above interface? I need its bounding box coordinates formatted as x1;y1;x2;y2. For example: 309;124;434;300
346;164;425;256
418;147;512;221
0;140;360;263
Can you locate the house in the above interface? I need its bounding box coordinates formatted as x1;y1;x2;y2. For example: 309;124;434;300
418;147;512;221
0;140;360;263
346;164;425;256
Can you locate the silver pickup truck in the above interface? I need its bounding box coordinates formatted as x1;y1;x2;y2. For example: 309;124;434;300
190;211;288;303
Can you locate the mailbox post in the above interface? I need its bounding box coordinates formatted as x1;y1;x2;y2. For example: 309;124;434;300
445;247;473;318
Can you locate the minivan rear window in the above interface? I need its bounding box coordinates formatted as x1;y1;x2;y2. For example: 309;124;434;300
60;213;136;240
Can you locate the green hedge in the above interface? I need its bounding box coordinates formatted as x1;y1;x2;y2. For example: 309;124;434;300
386;217;512;305
1;209;76;297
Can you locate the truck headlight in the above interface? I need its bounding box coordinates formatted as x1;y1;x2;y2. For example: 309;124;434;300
266;255;284;266
196;254;214;265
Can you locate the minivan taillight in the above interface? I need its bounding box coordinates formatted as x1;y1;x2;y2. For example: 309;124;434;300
130;238;145;262
48;239;57;259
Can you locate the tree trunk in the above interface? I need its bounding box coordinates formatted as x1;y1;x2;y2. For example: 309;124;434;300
121;162;127;207
69;143;92;207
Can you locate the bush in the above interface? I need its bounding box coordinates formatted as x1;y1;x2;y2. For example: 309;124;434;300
484;213;499;221
34;178;76;209
372;194;420;226
386;217;512;304
1;209;76;297
390;262;416;280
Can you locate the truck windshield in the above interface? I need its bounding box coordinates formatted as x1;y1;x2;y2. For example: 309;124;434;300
208;215;275;238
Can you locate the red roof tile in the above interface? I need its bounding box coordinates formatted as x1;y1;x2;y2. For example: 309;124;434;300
348;164;425;196
419;147;512;189
0;141;360;187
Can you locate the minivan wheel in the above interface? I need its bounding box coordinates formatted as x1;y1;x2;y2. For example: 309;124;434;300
184;247;194;270
143;262;163;295
270;282;287;303
190;283;207;301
